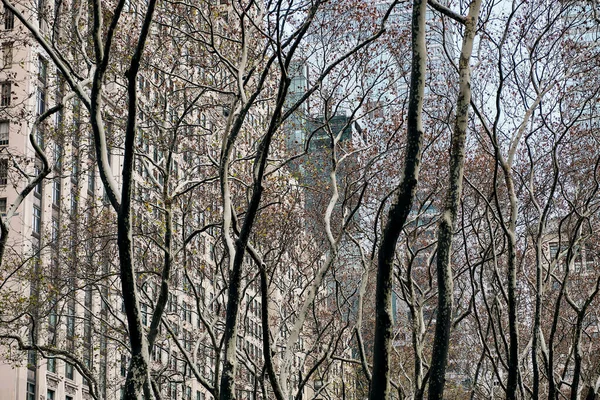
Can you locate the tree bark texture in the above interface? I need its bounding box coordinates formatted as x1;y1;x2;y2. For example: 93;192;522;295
117;0;158;397
428;1;481;399
369;0;427;398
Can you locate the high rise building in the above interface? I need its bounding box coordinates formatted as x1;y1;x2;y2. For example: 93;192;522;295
0;0;435;399
0;2;295;400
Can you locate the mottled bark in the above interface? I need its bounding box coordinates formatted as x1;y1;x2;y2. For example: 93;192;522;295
566;271;600;400
369;1;427;398
410;303;425;400
257;256;285;400
585;386;598;400
571;313;584;400
530;142;559;400
116;0;158;396
532;237;544;399
428;2;481;399
504;180;519;400
547;223;583;400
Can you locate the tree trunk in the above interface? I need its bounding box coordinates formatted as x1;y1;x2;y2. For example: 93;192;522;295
505;189;519;400
428;2;481;398
532;238;543;400
118;1;158;396
571;312;584;400
369;1;427;398
585;386;597;400
220;81;289;400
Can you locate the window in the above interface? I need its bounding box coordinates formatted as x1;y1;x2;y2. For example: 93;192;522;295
152;345;161;362
168;293;178;313
51;217;58;241
37;0;45;24
138;75;145;92
38;58;47;84
37;88;46;115
1;82;11;106
141;303;148;326
4;6;14;30
28;350;37;368
47;357;56;373
26;382;35;400
70;192;77;215
120;354;127;377
73;113;81;150
54;144;62;170
66;308;75;337
0;197;5;214
65;362;74;380
199;285;206;305
83;319;91;343
34;165;42;196
183;329;192;351
549;242;559;259
71;156;79;182
26;383;35;400
2;42;12;67
0;120;8;145
48;310;57;330
52;179;61;206
100;333;107;353
88;167;95;193
35;129;44;148
54;109;62;129
170;352;178;371
182;302;192;323
32;244;40;268
82;353;90;387
0;158;6;185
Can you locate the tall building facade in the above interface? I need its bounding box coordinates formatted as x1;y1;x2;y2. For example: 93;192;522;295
0;1;297;400
0;0;426;399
